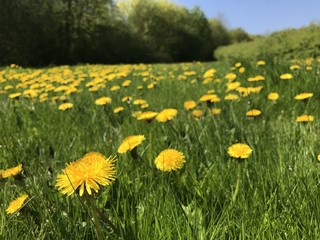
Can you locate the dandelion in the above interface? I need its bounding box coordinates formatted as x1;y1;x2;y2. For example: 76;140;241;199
118;135;145;154
211;108;221;115
6;194;29;214
224;93;239;101
246;109;261;117
154;149;186;172
137;111;158;122
55;152;116;196
156;108;178;122
110;85;120;91
228;143;253;159
0;164;23;179
95;97;112;105
296;115;314;122
9;92;22;99
58;103;73;111
184;100;197;110
294;93;313;100
268;92;279;101
280;73;293;80
114;107;124;113
192;109;203;118
256;60;266;66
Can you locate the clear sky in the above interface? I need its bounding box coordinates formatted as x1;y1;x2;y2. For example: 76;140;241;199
172;0;320;35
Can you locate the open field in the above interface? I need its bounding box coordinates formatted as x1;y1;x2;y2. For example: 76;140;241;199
1;58;320;239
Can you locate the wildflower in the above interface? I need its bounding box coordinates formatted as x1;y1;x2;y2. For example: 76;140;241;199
224;93;239;101
296;115;314;122
156;108;178;122
122;80;131;87
55;152;116;196
246;109;261;117
211;108;221;115
268;92;279;101
192;109;203;118
58;103;73;111
154;149;186;172
95;97;112;105
294;93;313;100
9;92;22;99
0;164;23;179
6;194;29;214
256;60;266;66
184;100;196;110
118;135;145;153
280;73;293;80
290;65;300;70
228;143;253;159
114;107;124;113
137;111;158;121
203;69;216;78
110;85;120;91
239;67;245;73
226;82;241;92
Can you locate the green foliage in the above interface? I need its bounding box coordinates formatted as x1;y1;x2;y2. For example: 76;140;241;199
215;23;320;61
128;0;213;62
208;18;231;51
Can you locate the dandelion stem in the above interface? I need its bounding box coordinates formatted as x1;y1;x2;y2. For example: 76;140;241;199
86;196;104;240
232;162;242;203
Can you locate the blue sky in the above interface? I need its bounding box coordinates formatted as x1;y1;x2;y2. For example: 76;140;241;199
172;0;320;35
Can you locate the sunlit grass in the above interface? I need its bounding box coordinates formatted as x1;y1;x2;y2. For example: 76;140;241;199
0;59;320;239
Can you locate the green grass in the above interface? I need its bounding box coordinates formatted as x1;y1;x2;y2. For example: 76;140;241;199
0;59;320;239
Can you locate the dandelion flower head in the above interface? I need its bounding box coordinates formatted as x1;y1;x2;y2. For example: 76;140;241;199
228;143;253;159
6;194;28;214
154;149;186;172
55;152;116;196
118;135;145;153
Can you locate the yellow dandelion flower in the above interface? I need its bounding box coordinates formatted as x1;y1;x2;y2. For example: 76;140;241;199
118;135;145;153
95;97;112;105
211;108;221;115
154;149;186;172
9;92;22;99
296;115;314;123
110;85;120;91
246;109;261;117
133;99;147;105
0;164;23;179
122;80;131;87
225;73;237;82
132;111;142;118
228;143;253;159
114;107;124;113
256;60;266;66
317;154;320;161
199;94;218;102
55;152;116;196
268;92;279;101
239;67;245;73
290;65;300;70
122;96;133;103
192;109;203;118
58;103;73;111
156;108;178;122
137;111;158;121
294;93;313;100
280;73;293;80
224;93;239;101
184;100;197;110
203;69;216;78
6;194;29;214
234;62;241;68
226;82;241;92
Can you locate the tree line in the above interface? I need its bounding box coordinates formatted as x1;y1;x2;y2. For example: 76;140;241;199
0;0;252;67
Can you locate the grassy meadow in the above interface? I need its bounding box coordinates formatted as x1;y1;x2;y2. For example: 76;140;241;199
1;58;320;239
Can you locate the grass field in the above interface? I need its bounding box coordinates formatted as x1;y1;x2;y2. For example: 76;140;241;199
1;58;320;239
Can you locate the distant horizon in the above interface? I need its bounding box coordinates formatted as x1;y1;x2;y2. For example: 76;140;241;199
172;0;320;35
